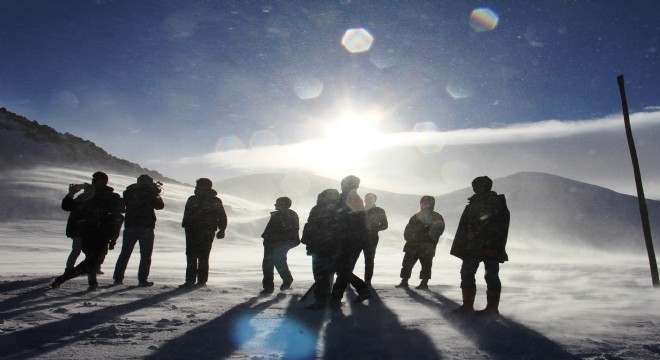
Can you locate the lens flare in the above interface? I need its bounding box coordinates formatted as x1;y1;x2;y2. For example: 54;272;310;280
469;8;499;32
249;130;279;148
341;28;374;53
412;122;445;154
293;77;324;99
215;136;245;152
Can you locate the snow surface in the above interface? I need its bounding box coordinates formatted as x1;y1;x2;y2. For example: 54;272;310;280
1;168;660;359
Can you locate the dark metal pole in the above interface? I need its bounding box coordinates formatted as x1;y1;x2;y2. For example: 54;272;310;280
617;74;659;287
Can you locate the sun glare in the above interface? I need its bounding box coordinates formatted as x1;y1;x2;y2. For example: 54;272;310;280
324;109;383;140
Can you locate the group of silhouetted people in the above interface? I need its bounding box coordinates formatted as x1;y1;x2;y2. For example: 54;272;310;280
51;171;509;315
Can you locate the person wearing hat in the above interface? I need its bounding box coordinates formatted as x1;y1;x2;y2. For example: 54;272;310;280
330;175;372;304
259;196;299;295
51;171;124;291
450;176;510;316
112;174;164;287
181;178;227;287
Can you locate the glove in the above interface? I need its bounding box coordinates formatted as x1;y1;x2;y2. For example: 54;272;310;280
108;241;116;250
216;230;225;239
485;248;497;258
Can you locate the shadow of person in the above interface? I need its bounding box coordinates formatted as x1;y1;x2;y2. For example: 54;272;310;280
0;284;132;320
147;293;287;359
263;294;327;359
0;286;193;359
324;290;443;360
0;277;52;293
406;288;580;360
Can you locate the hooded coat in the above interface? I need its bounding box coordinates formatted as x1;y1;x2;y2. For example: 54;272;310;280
450;191;510;263
182;187;227;234
403;210;445;258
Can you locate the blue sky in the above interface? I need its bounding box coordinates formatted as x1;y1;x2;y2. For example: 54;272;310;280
1;1;659;194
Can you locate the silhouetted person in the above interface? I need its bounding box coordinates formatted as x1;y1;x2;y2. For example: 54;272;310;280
363;193;388;286
61;183;94;272
301;189;343;309
450;176;510;315
396;196;445;289
331;175;372;304
113;174;164;287
260;197;299;294
181;178;227;288
51;172;124;291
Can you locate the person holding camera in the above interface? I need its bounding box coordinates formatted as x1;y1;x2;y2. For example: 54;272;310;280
112;174;165;287
180;178;227;287
51;171;124;291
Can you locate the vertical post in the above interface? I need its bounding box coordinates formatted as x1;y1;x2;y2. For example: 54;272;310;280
617;74;659;287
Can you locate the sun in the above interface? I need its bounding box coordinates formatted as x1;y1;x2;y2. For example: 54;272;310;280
323;108;384;142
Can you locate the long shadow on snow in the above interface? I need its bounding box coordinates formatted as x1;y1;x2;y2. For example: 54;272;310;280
0;285;133;320
324;290;443;360
0;277;52;293
405;288;579;360
264;294;327;359
0;286;194;359
146;293;287;360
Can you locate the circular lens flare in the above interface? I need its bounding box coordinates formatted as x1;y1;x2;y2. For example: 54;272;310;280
341;28;374;53
470;8;499;32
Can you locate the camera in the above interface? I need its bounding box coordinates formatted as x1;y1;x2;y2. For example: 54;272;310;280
155;181;163;194
76;183;90;191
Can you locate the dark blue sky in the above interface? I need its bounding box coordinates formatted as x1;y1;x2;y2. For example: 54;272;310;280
1;0;659;171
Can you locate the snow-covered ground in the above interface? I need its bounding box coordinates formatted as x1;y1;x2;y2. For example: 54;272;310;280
1;168;660;359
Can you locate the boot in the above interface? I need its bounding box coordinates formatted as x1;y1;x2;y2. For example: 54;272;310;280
416;279;429;290
450;287;476;315
475;289;501;316
395;278;409;288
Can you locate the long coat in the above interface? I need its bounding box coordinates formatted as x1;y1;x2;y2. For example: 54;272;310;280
123;183;164;229
450;191;510;263
182;188;227;234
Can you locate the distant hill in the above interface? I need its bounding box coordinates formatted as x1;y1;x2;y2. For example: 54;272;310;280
0;107;178;183
217;171;660;254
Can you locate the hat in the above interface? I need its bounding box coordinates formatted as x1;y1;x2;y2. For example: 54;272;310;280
137;174;153;184
196;178;213;189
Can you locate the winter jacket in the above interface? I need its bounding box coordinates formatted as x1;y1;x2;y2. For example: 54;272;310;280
262;208;300;248
450;191;510;263
365;205;388;242
301;191;343;257
337;190;368;253
62;190;94;238
74;185;124;246
182;188;227;234
123;183;164;229
403;210;445;257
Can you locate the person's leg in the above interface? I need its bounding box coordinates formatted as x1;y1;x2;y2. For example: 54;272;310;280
137;228;155;283
397;252;417;287
197;244;212;284
417;255;434;289
312;255;332;305
452;257;479;314
113;228;139;283
262;246;275;292
274;246;293;290
476;258;501;315
65;237;82;271
363;242;377;285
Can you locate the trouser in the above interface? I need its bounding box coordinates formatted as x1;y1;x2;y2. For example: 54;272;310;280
65;236;82;270
56;237;107;287
185;229;214;284
363;238;378;284
399;251;434;280
332;247;369;299
311;254;335;304
460;257;501;291
262;244;293;290
113;227;155;282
